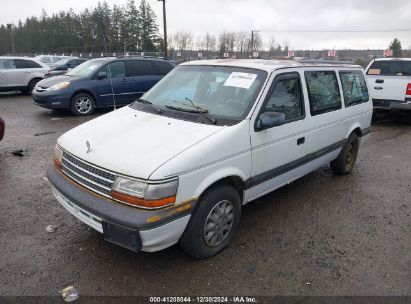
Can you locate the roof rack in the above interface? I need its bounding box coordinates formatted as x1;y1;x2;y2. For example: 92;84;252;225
296;59;355;65
116;55;168;60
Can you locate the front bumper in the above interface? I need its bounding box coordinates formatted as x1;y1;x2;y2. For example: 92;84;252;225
373;98;411;110
32;90;71;109
47;166;196;252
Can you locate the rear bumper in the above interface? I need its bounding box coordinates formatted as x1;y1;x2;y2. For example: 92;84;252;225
373;99;411;110
47;166;196;252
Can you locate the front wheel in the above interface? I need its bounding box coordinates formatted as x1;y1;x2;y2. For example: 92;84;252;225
70;93;95;116
179;184;241;259
331;133;359;175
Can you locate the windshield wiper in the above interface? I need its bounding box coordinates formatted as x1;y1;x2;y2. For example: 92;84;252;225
169;98;216;124
136;98;162;113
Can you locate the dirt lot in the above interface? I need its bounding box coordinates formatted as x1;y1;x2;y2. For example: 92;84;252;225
0;94;410;298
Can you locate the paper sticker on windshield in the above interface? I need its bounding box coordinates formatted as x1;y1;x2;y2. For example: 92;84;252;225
368;69;381;75
224;72;258;89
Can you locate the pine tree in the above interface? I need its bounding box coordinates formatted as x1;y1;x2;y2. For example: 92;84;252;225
389;38;402;57
138;0;159;51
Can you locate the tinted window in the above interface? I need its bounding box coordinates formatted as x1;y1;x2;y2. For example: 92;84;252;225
367;60;411;76
153;61;173;75
0;59;16;69
305;71;341;116
339;71;369;107
100;61;126;78
14;60;30;69
263;74;304;121
24;60;42;68
127;60;157;76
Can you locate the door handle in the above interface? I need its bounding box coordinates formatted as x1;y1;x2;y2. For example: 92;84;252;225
297;137;305;145
376;79;384;84
374;86;383;90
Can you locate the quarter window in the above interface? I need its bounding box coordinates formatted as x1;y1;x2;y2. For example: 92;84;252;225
339;71;369;107
263;75;304;121
305;71;342;116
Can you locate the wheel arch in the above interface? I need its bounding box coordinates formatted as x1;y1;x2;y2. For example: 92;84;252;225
71;89;98;106
196;174;246;204
344;123;363;139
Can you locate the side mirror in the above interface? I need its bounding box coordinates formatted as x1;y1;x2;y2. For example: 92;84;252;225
256;111;286;131
97;71;107;79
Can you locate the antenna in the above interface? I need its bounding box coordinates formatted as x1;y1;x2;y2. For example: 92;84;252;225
102;37;117;111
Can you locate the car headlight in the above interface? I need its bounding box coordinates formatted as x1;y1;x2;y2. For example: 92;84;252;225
53;145;63;168
47;81;70;91
111;177;178;209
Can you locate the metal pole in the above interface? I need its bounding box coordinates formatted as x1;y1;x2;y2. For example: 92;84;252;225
7;24;15;54
162;0;168;58
251;30;254;56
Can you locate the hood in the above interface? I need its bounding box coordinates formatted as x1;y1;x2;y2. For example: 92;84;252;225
37;75;81;88
58;106;224;179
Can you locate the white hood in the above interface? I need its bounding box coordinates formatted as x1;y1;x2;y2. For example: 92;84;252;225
58;106;223;179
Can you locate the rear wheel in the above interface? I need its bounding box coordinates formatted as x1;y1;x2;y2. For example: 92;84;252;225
70;93;95;116
331;133;359;175
179;184;241;259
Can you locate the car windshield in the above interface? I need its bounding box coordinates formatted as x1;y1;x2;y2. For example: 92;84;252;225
66;59;106;77
140;65;267;121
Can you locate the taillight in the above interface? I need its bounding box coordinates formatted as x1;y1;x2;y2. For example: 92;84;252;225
406;83;411;96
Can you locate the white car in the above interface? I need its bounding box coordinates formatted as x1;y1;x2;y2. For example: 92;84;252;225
47;59;372;258
35;55;71;68
366;58;411;110
0;56;49;94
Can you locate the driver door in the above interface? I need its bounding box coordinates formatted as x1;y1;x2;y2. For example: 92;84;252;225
248;71;308;200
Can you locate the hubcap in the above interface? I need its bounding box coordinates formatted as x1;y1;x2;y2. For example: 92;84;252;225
75;97;92;114
203;200;234;247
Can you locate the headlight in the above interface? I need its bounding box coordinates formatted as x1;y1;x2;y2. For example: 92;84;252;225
47;81;70;91
111;177;178;209
53;145;63;168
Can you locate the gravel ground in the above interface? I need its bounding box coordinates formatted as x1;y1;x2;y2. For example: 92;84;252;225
0;94;410;298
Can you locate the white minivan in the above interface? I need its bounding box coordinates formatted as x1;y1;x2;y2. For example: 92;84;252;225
48;59;372;258
366;58;411;110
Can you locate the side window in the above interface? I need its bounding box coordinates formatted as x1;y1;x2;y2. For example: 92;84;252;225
40;56;51;64
0;59;16;69
339;71;369;107
14;60;29;69
153;61;173;75
24;60;42;68
262;74;305;121
127;60;157;76
305;71;342;116
100;61;126;78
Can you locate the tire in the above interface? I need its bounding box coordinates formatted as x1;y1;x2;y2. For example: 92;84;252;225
330;133;359;175
70;93;95;116
27;78;41;95
179;184;241;259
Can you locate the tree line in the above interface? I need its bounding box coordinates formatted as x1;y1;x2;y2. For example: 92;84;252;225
0;0;161;55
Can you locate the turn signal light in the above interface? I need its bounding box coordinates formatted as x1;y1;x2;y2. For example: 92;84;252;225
111;191;176;208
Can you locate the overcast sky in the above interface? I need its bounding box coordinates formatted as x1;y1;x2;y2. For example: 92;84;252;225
1;0;410;50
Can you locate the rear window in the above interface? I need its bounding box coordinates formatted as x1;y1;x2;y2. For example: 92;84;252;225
153;61;173;75
339;71;369;107
305;71;342;116
126;60;157;76
367;60;411;76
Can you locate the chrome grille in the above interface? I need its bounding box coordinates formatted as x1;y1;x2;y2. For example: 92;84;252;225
61;151;116;197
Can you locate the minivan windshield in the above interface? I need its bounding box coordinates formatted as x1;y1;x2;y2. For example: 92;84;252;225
55;58;71;66
140;65;267;122
66;59;107;77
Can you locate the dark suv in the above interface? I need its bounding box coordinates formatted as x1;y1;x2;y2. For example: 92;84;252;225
32;57;174;115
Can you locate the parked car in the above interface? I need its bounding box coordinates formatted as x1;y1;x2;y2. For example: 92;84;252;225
44;58;88;78
366;58;411;110
0;116;4;141
33;57;174;115
0;56;49;94
47;59;372;258
35;55;71;68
